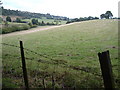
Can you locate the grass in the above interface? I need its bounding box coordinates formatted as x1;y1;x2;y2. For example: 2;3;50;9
22;17;67;24
2;19;119;88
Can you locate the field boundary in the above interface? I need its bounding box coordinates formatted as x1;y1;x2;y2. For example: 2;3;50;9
2;41;115;89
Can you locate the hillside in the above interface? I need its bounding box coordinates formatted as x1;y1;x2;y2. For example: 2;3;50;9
1;7;69;20
2;20;119;88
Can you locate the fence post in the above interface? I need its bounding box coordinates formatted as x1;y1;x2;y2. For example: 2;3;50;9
98;50;115;89
52;74;55;90
42;78;46;89
20;41;29;90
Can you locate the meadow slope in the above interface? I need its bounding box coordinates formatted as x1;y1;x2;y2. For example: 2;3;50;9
2;19;119;88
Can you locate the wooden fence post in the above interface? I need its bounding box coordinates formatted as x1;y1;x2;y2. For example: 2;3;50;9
98;50;115;89
20;41;29;90
52;74;55;90
42;78;46;89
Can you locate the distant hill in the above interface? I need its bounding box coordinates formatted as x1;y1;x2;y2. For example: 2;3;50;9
1;7;69;20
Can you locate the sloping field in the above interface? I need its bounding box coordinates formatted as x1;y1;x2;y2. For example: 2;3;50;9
2;19;119;88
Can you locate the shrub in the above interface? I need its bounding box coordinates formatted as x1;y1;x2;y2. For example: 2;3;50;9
6;16;12;22
2;24;30;34
28;23;37;28
16;18;21;23
32;19;38;25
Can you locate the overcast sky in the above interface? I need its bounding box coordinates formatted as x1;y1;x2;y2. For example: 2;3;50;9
2;0;119;18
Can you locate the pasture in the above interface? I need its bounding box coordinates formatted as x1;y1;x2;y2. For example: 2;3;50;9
22;17;67;25
2;19;119;88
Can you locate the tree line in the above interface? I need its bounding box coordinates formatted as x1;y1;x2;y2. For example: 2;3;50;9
5;16;58;26
66;16;99;24
66;11;119;24
1;7;69;21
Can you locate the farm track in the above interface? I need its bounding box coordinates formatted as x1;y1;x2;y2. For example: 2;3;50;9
1;22;77;37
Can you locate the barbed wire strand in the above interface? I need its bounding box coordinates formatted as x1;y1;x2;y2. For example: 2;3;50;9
2;43;102;77
1;43;56;61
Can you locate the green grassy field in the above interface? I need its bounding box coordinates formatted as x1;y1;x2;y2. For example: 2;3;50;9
2;19;119;88
22;17;67;24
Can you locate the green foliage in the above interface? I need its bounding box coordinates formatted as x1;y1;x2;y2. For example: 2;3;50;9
100;11;113;19
6;16;11;22
66;16;99;24
2;78;19;88
32;18;38;25
2;24;30;34
63;72;76;87
105;11;113;19
1;17;66;34
0;17;2;23
28;22;32;26
41;21;45;25
28;22;37;28
2;7;69;20
38;21;56;26
4;21;9;26
30;25;37;28
15;18;21;23
38;21;46;26
22;18;67;25
100;14;105;19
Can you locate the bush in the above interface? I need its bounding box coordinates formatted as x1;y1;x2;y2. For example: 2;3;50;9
6;16;12;22
2;24;30;34
32;19;38;25
28;23;37;28
46;22;56;26
16;18;21;23
15;18;28;23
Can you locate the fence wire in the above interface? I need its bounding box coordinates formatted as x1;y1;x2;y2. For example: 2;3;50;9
1;42;102;77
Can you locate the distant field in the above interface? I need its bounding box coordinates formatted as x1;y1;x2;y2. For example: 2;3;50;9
22;17;67;24
1;16;67;34
2;19;119;88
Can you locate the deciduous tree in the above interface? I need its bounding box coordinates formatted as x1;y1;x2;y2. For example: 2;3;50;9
105;11;113;19
6;16;11;22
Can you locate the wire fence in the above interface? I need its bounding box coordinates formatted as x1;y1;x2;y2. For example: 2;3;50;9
2;42;104;88
1;42;102;77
